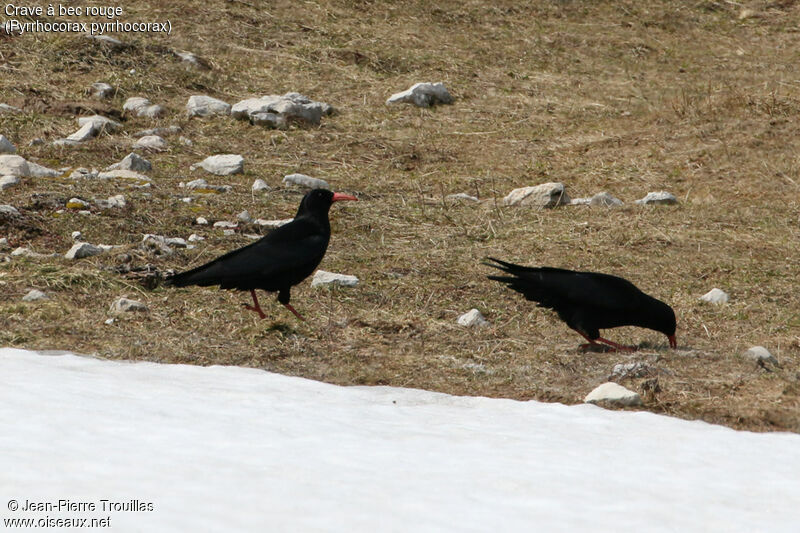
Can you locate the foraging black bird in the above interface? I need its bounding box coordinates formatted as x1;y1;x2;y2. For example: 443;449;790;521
167;189;357;320
485;257;677;351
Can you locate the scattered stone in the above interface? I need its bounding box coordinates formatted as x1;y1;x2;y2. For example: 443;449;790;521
65;242;105;259
609;362;654;381
188;233;204;242
172;49;212;70
700;288;729;305
28;138;44;147
254;218;293;228
743;346;778;366
0;155;30;177
584;382;642;407
570;197;592;206
66;198;90;210
0;176;20;190
0;204;20;216
133;126;182;138
84;34;127;49
446;193;479;202
0;135;16;154
22;289;48;302
237;210;252;223
503;182;570;208
109;297;149;315
231;92;333;126
222;229;236;236
90;82;114;99
106;152;152;173
25;161;61;178
71;231;82;240
124;97;165;118
0;103;23;114
77;115;121;133
186;95;231;117
52;139;82;148
95;195;126;209
0;237;7;248
142;234;188;249
183;178;231;193
282;173;330;190
589;192;623;207
104;318;115;325
65;122;98;143
387;82;454;107
192;154;244;176
195;217;209;225
457;308;489;327
213;221;238;229
635;191;678;206
95;169;151;186
134;135;167;152
178;136;193;146
311;270;359;288
252;178;270;192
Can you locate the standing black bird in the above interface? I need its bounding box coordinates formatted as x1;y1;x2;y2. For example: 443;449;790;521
168;188;357;320
485;257;677;351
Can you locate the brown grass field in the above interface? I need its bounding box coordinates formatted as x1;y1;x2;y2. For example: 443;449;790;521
1;0;799;432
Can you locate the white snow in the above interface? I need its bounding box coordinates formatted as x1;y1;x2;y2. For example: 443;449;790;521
1;347;799;532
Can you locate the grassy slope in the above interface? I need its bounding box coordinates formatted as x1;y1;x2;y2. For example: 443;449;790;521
1;0;799;432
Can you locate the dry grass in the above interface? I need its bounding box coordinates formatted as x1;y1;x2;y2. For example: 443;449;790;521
2;0;800;432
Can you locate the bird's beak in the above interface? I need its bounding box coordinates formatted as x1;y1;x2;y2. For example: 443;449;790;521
332;192;358;202
668;335;677;349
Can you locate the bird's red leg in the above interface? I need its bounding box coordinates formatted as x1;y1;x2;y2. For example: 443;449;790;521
283;302;305;322
242;290;267;319
597;337;636;353
578;332;603;352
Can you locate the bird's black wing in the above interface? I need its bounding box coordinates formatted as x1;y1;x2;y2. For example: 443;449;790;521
169;218;328;289
485;257;643;312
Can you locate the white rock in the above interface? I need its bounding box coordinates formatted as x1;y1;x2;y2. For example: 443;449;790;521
134;135;167;152
223;229;236;236
28;138;44;146
22;289;48;302
195;217;209;225
457;309;489;327
237;210;252;223
95;169;150;185
65;242;105;260
172;50;210;70
0;103;22;114
231;93;331;126
84;34;126;49
387;82;454;108
569;197;592;206
96;195;126;209
0;155;30;177
192;154;244;176
133;126;181;138
213;221;238;229
311;270;359;288
503;182;570;208
185;178;208;189
66;198;90;209
179;136;193;146
0;204;20;216
77;115;121;133
610;362;653;380
589;192;623;207
65;122;98;142
0;135;16;154
0;175;20;190
142;234;188;249
71;231;82;241
635;191;678;205
0;237;7;247
106;152;151;173
283;173;330;190
124;97;164;118
254;218;293;228
446;193;479;202
186;95;231;117
90;82;114;98
743;346;778;365
699;288;729;305
188;234;204;242
109;297;149;315
25;161;61;178
252;179;270;192
584;382;642;407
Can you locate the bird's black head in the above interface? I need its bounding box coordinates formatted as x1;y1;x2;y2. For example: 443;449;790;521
647;298;677;349
296;188;358;217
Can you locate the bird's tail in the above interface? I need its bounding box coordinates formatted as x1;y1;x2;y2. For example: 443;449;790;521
164;263;217;288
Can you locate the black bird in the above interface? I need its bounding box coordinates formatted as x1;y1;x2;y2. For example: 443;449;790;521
168;189;357;320
485;257;677;351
